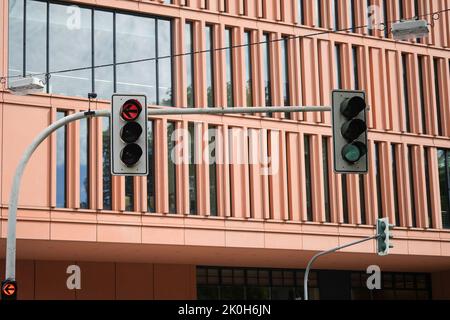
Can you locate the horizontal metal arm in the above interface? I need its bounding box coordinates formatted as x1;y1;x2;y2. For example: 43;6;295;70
147;106;331;116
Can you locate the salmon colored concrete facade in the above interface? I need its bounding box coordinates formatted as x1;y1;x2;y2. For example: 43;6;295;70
0;0;450;299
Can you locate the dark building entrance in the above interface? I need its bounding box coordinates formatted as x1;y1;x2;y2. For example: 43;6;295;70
197;266;432;300
318;270;351;300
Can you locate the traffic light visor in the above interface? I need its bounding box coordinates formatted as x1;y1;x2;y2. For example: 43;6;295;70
340;96;366;118
120;122;143;143
342;141;367;164
120;143;143;167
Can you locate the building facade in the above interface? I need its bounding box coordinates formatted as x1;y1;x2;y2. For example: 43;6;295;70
0;0;450;300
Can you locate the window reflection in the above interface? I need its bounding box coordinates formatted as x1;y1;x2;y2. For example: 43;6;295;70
168;122;177;214
185;22;194;108
281;37;290;118
10;2;173;102
262;33;272;115
147;121;156;213
8;0;24;77
205;25;215;108
49;4;92;96
438;149;450;229
80;118;89;209
102;117;112;210
304;135;312;221
189;123;198;214
225;28;234;108
322;137;331;222
56;111;67;208
94;11;114;100
158;20;173;106
125;176;134;211
209;126;218;216
26;0;47;84
116;14;156;102
244;31;253;107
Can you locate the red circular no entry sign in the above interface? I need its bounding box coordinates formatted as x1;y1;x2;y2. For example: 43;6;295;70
120;99;142;121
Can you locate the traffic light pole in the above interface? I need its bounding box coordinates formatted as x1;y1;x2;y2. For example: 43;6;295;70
303;234;379;301
3;109;110;283
2;104;330;298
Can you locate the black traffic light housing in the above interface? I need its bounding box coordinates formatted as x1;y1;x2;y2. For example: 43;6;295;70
377;217;394;256
332;90;368;174
1;279;17;301
111;94;148;176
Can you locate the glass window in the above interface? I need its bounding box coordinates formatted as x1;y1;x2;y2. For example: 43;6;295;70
8;0;24;77
322;137;331;222
314;0;322;27
367;0;373;36
297;0;304;25
49;3;92;96
79;118;89;209
206;25;215;108
196;267;319;301
332;0;339;30
335;44;342;89
9;3;173;100
375;142;383;219
391;144;400;225
116;14;156;102
26;0;47;84
402;54;411;132
225;28;234;108
418;56;427;134
281;37;291;119
102;117;112;210
433;59;443;136
304;135;313;221
189;123;198;215
359;175;366;224
382;0;388;37
438;149;450;229
352;46;359;90
147;121;156;213
408;146;417;227
342;175;349;223
168;121;177;214
157;19;172;106
229;128;234;216
125;176;134;211
185;22;194;108
398;0;405;20
424;148;433;228
349;0;356;33
56;111;67;208
244;31;253;107
94;10;114;100
209;126;218;216
262;33;272;114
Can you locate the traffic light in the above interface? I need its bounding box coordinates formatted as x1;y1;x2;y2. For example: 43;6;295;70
111;94;148;176
376;217;394;256
1;279;17;300
332;90;368;174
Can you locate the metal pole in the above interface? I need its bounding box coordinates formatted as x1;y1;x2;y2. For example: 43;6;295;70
303;234;379;300
4;110;110;281
146;106;331;116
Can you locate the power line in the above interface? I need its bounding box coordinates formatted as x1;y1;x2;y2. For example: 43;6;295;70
1;7;449;83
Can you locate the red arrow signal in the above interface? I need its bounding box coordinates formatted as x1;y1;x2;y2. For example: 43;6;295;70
120;99;142;121
2;283;16;296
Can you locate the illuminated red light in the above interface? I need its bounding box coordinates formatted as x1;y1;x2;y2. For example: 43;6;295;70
120;99;142;121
